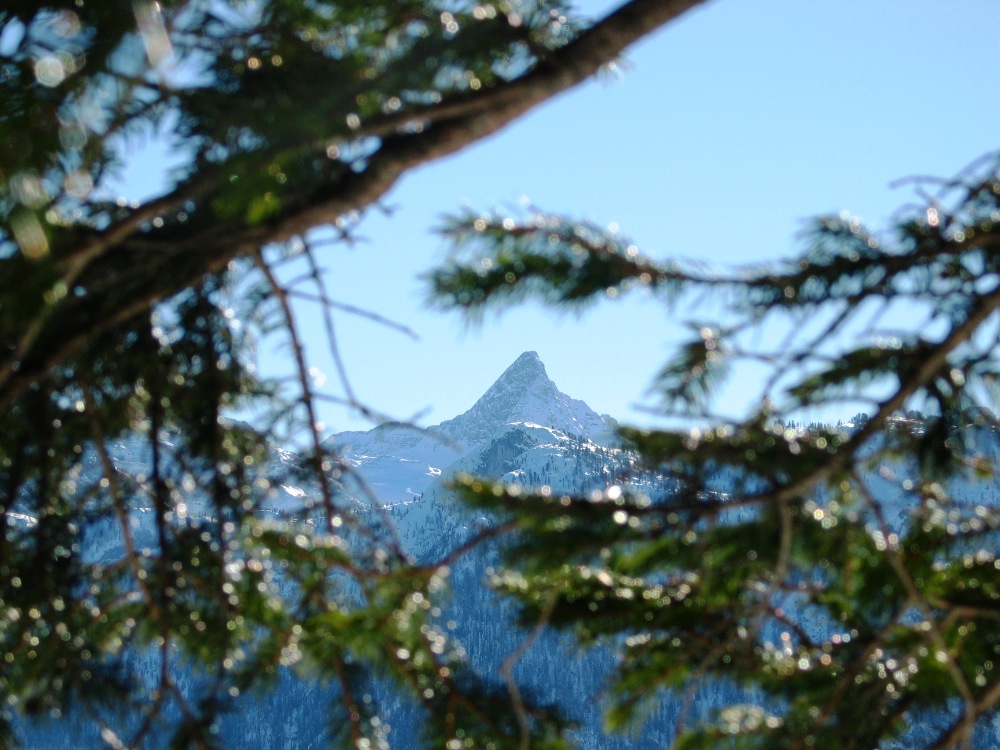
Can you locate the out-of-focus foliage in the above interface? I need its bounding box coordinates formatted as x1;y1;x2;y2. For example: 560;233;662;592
5;0;999;748
432;157;1000;749
0;0;699;747
0;0;594;407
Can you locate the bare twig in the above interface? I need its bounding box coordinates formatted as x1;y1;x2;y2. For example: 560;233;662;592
501;590;558;750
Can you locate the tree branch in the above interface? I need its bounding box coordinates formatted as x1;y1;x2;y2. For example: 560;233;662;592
0;0;707;409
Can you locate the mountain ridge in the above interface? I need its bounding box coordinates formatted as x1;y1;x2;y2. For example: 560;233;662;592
319;352;619;512
330;352;615;457
436;351;616;449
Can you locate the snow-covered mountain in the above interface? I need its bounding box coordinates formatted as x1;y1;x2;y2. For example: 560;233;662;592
436;350;617;449
322;351;619;515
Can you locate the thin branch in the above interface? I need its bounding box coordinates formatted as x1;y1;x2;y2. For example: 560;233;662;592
852;469;977;747
929;677;1000;750
500;590;558;750
81;385;161;623
254;249;409;562
333;653;365;747
253;250;339;536
286;289;419;340
302;245;360;408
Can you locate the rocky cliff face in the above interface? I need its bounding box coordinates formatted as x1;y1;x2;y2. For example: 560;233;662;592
320;351;620;537
436;351;616;450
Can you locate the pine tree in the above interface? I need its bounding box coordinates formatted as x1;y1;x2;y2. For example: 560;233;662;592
2;1;1000;749
0;2;703;747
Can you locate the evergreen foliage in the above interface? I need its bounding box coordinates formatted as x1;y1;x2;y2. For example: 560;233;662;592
0;1;701;746
1;1;999;749
432;161;1000;748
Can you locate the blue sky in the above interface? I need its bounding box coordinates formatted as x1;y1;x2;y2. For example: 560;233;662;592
117;1;1000;432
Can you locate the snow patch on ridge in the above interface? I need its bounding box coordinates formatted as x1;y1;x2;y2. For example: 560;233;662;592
319;352;622;541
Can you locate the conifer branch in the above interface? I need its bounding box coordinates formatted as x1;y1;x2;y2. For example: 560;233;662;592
0;0;707;409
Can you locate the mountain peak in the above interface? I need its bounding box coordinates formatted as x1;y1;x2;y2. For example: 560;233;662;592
511;349;542;367
488;350;548;391
437;352;612;449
